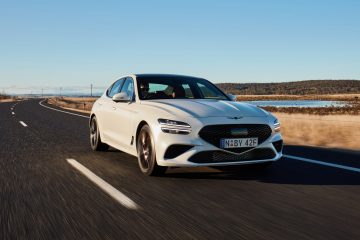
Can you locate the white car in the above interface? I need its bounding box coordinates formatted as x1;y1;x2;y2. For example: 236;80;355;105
90;74;283;176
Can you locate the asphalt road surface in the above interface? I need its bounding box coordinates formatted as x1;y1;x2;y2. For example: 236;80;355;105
1;99;359;240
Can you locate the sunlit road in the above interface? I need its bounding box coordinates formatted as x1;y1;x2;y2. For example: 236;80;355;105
1;99;359;239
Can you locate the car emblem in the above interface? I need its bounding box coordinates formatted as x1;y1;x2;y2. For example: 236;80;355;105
231;128;248;136
228;116;243;120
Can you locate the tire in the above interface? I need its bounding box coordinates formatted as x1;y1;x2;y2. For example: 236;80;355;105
90;116;109;151
137;125;167;176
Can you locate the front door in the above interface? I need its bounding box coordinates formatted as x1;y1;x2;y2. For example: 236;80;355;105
108;77;137;152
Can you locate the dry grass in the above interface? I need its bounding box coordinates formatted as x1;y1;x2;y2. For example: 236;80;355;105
275;113;360;150
48;97;96;112
262;105;360;115
49;97;359;150
0;99;15;103
0;94;18;103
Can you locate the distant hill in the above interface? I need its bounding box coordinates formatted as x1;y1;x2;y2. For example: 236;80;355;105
216;80;360;95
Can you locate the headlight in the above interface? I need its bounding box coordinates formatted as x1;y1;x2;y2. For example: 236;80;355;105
158;118;191;135
274;118;280;132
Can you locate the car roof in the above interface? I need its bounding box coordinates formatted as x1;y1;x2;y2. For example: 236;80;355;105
134;73;205;80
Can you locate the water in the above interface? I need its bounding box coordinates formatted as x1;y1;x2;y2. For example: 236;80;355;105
246;100;348;108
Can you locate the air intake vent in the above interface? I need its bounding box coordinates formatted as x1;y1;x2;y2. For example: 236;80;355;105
272;140;283;153
164;145;193;159
189;148;276;163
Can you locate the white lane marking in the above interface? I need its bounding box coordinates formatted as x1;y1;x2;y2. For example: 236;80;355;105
19;121;28;127
284;154;360;173
67;159;139;210
39;100;90;119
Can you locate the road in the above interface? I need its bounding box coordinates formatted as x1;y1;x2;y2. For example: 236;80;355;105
1;99;359;240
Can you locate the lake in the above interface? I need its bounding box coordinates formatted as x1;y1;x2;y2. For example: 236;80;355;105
246;100;349;108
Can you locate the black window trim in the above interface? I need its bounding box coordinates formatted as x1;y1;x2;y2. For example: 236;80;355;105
106;78;126;98
121;77;136;102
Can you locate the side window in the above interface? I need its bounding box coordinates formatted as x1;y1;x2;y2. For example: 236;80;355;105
120;78;134;99
181;84;194;98
149;83;168;93
107;79;124;98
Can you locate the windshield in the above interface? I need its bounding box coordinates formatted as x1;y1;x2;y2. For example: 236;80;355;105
136;75;229;101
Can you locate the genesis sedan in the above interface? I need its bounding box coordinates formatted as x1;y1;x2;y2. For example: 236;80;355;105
90;74;283;176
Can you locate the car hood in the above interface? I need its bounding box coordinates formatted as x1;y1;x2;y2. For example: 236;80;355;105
141;99;268;118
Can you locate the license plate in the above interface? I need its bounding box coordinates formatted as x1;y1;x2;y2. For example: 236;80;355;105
220;138;258;148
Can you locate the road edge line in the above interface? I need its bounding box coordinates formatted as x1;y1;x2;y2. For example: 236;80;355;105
284;154;360;173
39;100;90;119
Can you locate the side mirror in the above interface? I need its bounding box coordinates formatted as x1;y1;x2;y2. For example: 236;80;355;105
112;92;131;102
227;94;237;102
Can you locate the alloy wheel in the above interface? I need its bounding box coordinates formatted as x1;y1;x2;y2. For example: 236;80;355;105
139;130;152;171
90;118;98;148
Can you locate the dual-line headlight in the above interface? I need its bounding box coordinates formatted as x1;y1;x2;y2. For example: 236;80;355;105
158;119;191;135
274;118;281;132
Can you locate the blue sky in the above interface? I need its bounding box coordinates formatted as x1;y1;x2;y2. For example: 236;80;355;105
1;0;359;94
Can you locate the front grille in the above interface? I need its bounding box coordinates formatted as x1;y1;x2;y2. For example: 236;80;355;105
198;124;272;153
188;148;276;164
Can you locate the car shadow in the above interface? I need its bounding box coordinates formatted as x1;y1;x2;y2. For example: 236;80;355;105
164;159;360;185
284;144;360;155
91;145;360;186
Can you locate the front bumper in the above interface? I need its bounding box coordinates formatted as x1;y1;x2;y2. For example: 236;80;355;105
153;116;283;167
